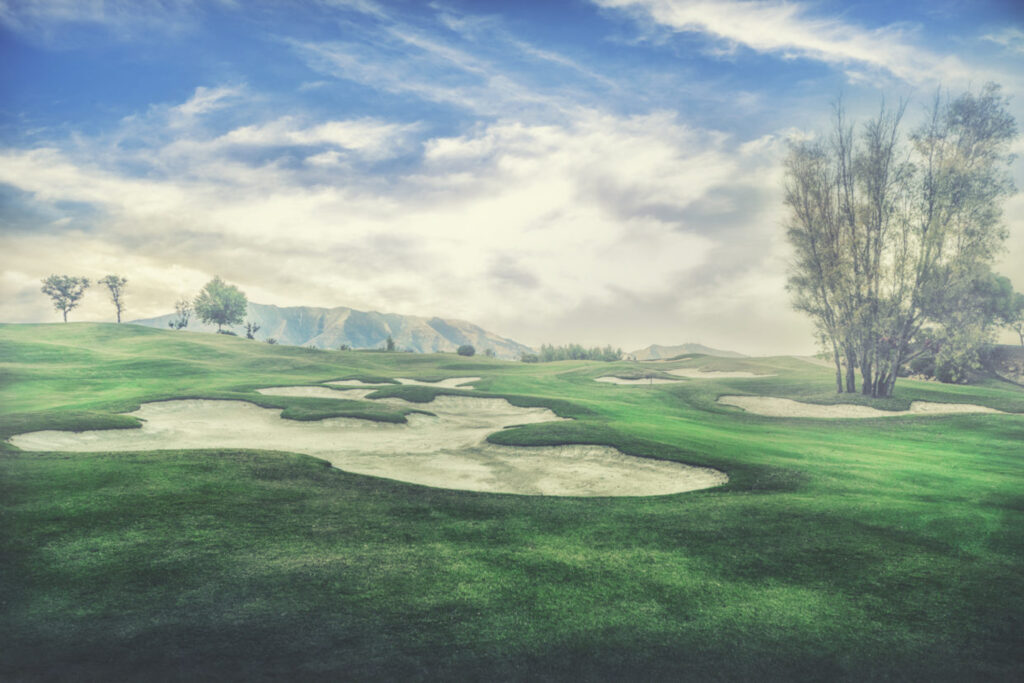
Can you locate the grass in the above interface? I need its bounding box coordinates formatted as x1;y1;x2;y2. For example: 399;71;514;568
2;322;1023;681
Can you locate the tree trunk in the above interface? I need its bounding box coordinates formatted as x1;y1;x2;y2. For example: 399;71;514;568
116;309;121;323
832;343;843;393
861;356;874;396
844;347;857;393
62;309;67;323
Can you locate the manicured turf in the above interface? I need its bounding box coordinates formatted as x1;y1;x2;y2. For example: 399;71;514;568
2;323;1023;680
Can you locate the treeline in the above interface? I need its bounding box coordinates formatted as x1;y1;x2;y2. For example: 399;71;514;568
522;344;623;363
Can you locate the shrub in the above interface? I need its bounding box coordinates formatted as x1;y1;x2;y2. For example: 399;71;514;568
457;344;476;357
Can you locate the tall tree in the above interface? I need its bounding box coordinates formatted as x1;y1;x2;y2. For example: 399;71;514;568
40;275;90;323
98;274;128;323
193;276;247;333
784;84;1017;397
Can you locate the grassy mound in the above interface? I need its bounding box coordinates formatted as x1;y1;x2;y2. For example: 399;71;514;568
2;323;1023;680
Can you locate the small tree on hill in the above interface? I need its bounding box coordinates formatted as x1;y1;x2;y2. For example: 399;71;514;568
244;321;261;339
194;276;247;333
98;274;128;323
41;275;90;322
457;344;475;356
169;298;192;330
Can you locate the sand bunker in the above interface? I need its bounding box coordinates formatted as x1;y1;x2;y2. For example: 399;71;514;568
595;376;682;385
325;377;479;389
396;377;480;388
10;394;726;497
668;368;771;379
718;395;1005;419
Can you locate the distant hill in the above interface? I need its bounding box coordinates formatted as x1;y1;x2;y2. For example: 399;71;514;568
130;303;534;359
629;343;746;360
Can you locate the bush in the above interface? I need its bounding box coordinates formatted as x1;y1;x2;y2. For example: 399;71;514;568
266;338;278;345
457;344;476;357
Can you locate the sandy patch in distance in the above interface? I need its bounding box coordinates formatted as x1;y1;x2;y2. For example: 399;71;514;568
718;395;1005;418
11;389;726;497
595;376;682;385
326;377;480;389
668;368;771;379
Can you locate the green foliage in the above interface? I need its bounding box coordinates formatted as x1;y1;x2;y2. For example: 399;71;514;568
168;297;191;330
97;274;128;323
536;343;623;362
785;84;1018;397
456;344;475;356
244;321;261;340
193;276;247;332
40;274;90;322
384;335;395;351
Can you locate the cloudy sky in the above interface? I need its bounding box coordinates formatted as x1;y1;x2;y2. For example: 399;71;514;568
2;0;1022;354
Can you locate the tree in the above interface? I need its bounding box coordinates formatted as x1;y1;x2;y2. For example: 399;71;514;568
41;275;90;323
784;84;1017;397
98;274;128;323
168;298;192;330
384;335;395;351
457;344;475;356
1007;293;1024;347
244;321;261;339
193;276;247;332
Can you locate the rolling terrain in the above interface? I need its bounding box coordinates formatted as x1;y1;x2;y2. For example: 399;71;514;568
629;342;746;360
131;302;535;358
2;323;1023;681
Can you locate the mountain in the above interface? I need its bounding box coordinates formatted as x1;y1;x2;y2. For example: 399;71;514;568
130;303;534;359
629;343;746;360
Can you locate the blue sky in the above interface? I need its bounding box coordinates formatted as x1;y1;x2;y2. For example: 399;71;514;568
1;0;1022;353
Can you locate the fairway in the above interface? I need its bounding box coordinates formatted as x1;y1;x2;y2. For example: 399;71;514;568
3;323;1024;680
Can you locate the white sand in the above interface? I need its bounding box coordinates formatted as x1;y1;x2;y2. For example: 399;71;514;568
10;394;726;497
325;377;480;388
668;368;771;379
395;377;480;388
718;395;1005;418
595;376;682;385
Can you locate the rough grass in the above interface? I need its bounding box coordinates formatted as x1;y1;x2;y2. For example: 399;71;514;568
2;322;1023;681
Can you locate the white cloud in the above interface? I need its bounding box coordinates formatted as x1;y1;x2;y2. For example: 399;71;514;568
593;0;977;86
173;85;246;120
0;87;799;350
982;27;1024;55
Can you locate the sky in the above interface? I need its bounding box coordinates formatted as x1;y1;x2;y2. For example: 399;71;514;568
1;0;1022;355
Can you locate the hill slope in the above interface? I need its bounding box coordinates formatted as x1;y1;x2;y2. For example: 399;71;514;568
130;302;534;359
630;342;746;360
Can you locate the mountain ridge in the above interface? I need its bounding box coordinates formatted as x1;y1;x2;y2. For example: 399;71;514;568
629;343;746;360
130;302;534;359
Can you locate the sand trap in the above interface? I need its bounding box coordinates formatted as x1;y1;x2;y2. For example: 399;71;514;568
396;377;480;388
325;377;480;389
718;395;1005;419
595;376;682;385
668;368;772;379
10;394;726;497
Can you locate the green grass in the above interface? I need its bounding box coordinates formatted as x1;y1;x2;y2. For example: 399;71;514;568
2;322;1023;681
